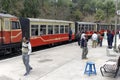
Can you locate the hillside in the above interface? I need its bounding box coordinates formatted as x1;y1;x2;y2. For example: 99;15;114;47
0;0;119;23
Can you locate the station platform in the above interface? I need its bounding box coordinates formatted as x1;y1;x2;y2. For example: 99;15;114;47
0;35;120;80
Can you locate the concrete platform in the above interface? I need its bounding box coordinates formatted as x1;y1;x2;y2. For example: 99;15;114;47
0;35;120;80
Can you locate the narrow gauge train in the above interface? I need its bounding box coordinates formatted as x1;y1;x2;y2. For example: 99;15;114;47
0;13;76;55
0;13;120;55
0;13;22;55
75;22;97;39
75;22;120;38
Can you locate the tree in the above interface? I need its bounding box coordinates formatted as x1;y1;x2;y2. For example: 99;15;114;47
71;9;83;21
20;0;40;18
83;4;90;15
95;9;105;22
0;0;22;16
103;0;115;22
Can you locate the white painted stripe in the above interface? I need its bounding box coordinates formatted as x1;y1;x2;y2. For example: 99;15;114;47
11;32;22;38
0;32;22;39
31;36;69;42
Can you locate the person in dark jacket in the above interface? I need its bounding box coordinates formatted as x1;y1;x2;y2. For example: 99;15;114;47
69;28;72;42
107;31;114;49
81;34;88;59
99;34;103;47
76;31;81;46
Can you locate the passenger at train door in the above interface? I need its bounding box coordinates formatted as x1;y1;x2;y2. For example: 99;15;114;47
22;37;33;76
81;34;88;59
69;28;72;42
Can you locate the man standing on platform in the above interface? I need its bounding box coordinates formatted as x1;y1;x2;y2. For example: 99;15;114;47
22;37;33;76
81;34;88;59
107;31;114;49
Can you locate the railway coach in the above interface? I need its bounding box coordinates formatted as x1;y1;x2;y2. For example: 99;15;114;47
20;18;75;47
75;22;97;39
0;13;22;55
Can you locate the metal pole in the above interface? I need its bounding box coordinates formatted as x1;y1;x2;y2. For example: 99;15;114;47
114;0;118;51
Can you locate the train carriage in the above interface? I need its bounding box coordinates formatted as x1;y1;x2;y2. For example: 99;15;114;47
0;13;22;55
20;18;75;47
75;22;97;39
1;13;120;56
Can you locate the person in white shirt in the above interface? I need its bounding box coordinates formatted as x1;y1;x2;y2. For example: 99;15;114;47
22;37;32;76
81;32;85;39
91;32;98;48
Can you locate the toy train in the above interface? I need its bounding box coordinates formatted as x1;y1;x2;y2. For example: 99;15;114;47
0;13;120;55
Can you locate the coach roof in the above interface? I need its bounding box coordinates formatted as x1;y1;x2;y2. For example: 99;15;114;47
0;13;16;18
28;18;74;23
76;22;96;25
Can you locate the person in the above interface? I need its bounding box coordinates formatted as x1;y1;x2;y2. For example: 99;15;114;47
76;31;81;46
22;37;32;76
104;30;107;39
99;34;103;47
97;32;101;46
107;31;114;49
69;28;72;42
80;32;85;48
81;34;88;59
91;32;98;48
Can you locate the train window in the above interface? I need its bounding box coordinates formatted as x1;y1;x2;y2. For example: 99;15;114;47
11;21;20;29
92;25;94;30
89;25;91;31
31;25;38;36
78;25;82;32
48;25;53;34
79;27;80;31
4;20;9;29
97;26;100;31
65;25;69;33
54;25;59;34
60;25;64;33
85;25;88;31
40;25;46;35
101;26;104;29
81;25;84;32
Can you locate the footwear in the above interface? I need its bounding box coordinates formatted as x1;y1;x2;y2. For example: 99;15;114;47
24;73;29;76
30;67;33;70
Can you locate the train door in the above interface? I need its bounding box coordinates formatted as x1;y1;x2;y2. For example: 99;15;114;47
3;18;11;44
20;18;30;39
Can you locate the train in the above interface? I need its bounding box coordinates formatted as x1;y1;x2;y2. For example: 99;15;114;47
0;13;120;55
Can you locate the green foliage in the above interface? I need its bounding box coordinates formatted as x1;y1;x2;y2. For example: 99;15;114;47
95;9;105;21
95;9;105;22
70;9;83;21
104;0;115;17
20;0;40;18
0;0;118;23
0;0;22;15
